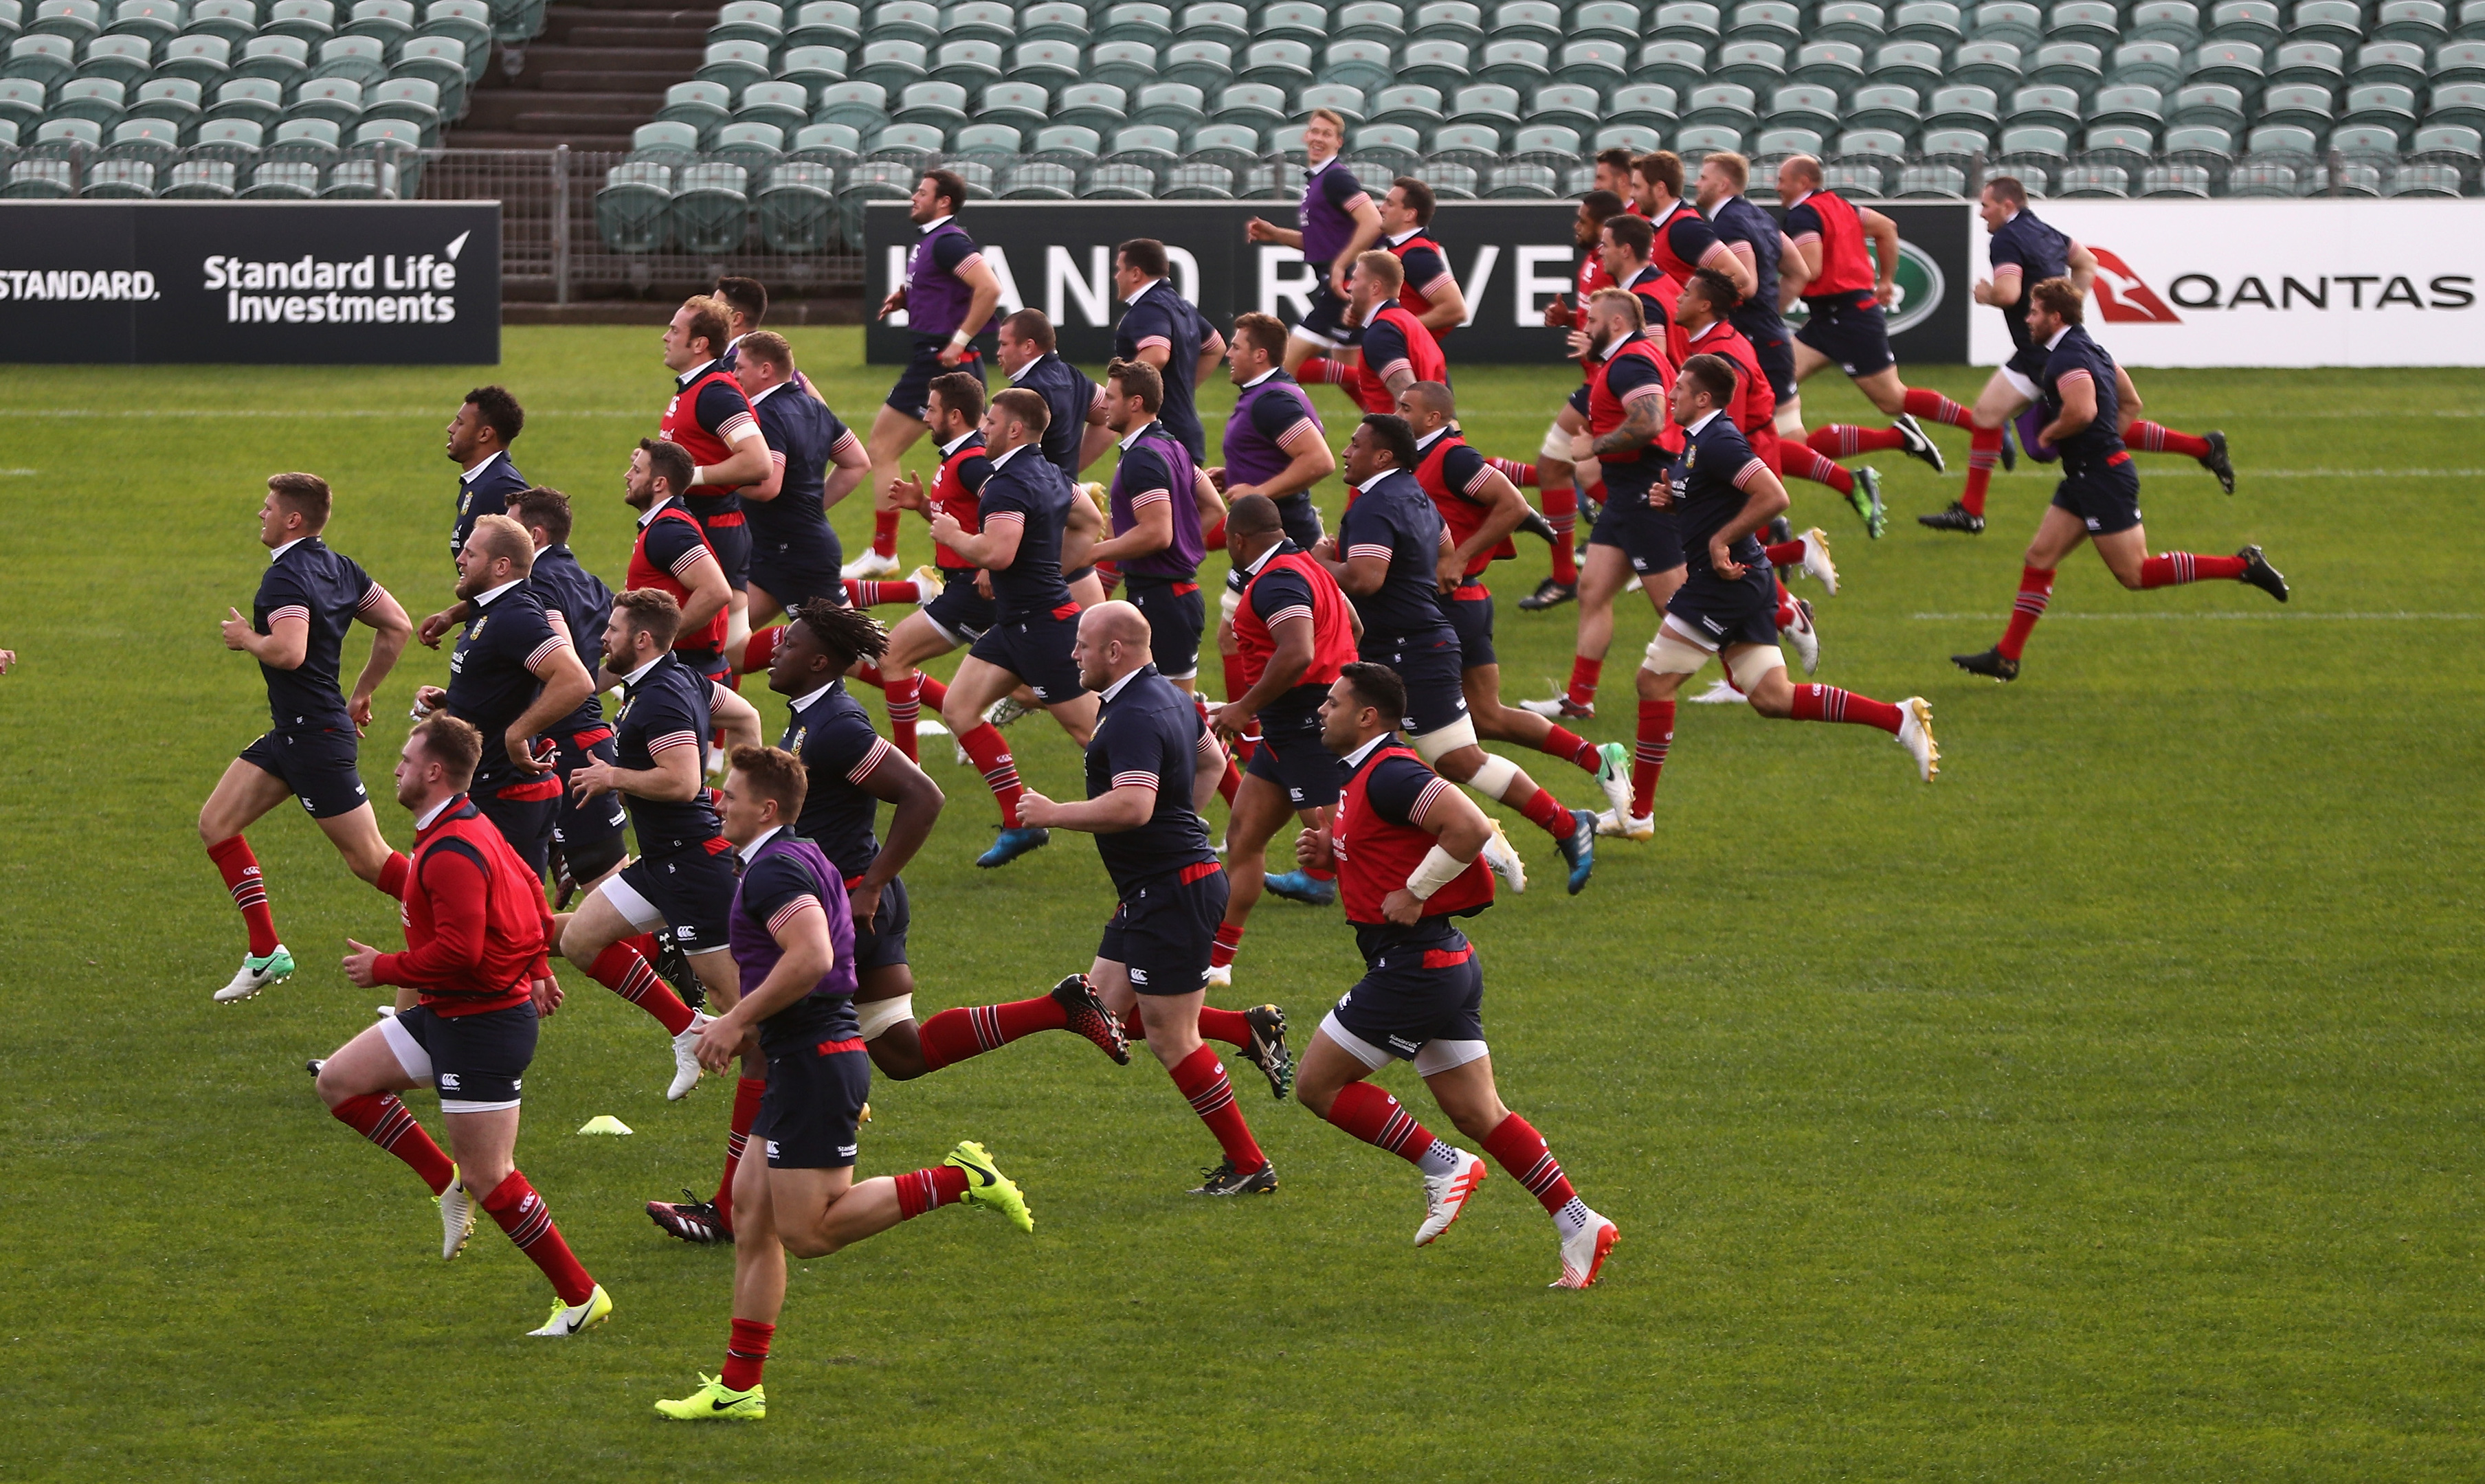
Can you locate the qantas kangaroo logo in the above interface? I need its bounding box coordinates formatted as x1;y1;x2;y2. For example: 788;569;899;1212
2089;247;2183;324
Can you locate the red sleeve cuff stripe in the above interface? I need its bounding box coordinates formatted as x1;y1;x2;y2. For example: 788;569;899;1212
1460;466;1495;496
1346;542;1393;561
525;636;566;669
668;548;712;578
1111;770;1161;791
1731;457;1768;488
832;431;865;458
716;412;759;442
1341;191;1373;213
648;730;702;754
1791;231;1823;247
2057;368;2093;388
1130;488;1172;508
769;450;788;467
1274;421;1322;449
982;510;1025;527
1376;358;1412;381
1264;604;1314;626
267;605;310;624
1697;242;1737;269
766;897;820;934
355;586;386;612
954;251;985;276
1410;776;1453;826
1622;383;1666;403
1136;335;1174;353
845;737;895;784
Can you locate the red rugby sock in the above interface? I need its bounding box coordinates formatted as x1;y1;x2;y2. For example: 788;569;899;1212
1763;539;1805;566
1324;1080;1449;1169
1541;723;1600;773
1902;386;1972;427
721;1318;774;1392
1194;1004;1251;1047
586;941;696;1036
331;1092;454;1195
1170;1044;1264;1173
1482;1112;1579;1219
1998;565;2055;660
480;1169;597;1306
917;993;1069;1072
955;722;1023;827
2139;552;2246;587
1209;921;1245;969
1782;444;1856;494
871;508;899;559
847;578;921;606
894;1163;969;1219
1517;785;1574;841
1962;425;2004;516
738;625;784;677
1814;424;1903;456
1631;699;1673;816
884;672;922;761
1565;655;1601;708
207;835;279;956
2128;420;2211;458
1789;684;1903;734
1486;456;1538;486
1544;483;1578;583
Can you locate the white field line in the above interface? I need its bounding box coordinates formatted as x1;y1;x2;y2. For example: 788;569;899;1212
10;408;649;418
1911;611;2479;621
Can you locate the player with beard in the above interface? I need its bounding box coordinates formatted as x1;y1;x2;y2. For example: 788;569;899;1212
734;330;869;625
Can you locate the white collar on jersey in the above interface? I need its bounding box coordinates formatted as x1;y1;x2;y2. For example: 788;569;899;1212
790;679;837;712
2046;325;2072;349
269;537;306;561
1306;153;1337;176
1786;190;1816;209
988;441;1029;470
1240;368;1278;389
1344;732;1391;768
918;213;954;235
415;793;460;831
1007;352;1051;384
1122;276;1163;306
619;651;665;686
469;576;526;608
737;824;783;862
1096;664;1148;702
461;448;504;483
937;429;976;456
675;357;720;388
636;498;671;528
1241;539;1287;576
1117;419;1161;451
1385;227;1422;246
1685;408;1724;436
1414;425;1449;451
748;378;787;407
1687;317;1728;344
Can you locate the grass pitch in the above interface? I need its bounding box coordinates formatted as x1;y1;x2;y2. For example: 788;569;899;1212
0;330;2477;1481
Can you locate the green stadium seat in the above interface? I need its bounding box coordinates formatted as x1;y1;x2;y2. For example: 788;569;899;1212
2171;79;2242;126
1298;81;1366;124
1370;80;1443;128
977;79;1045;131
345;0;418;51
2056;160;2126;193
1869;38;1941;89
787;0;861;48
1477;36;1550;88
184;0;257;43
2443;40;2485;82
2330;122;2402;154
1754;122;1820;153
106;0;179;44
287;75;361;126
1950;38;2022;90
190;112;258;153
629;118;702;166
208;73;278;123
2354;41;2428;88
129;74;200;128
1183;118;1258;160
1713;38;1783;89
2109;39;2183;89
1163;39;1232;91
779;45;847;88
268;113;339;156
1593;119;1658;150
52;72;119;121
891;77;962;128
2287;0;2359;50
161;155;236;193
756;159;836;249
2090;81;2162;127
1412;0;1484;44
364;76;435;138
1765;80;1837;129
1554;38;1627;89
1684;78;1755;128
1511;119;1576;156
742;78;813;131
1638;38;1706;95
2383;158;2464;192
2189;38;2262;89
269;0;336;43
851;38;925;91
307;34;381;89
1820;159;1880;188
2413;117;2481;156
2226;157;2301;192
1337;0;1407;43
1414;157;1475;195
1925;80;1997;127
1484;158;1557;194
1658;0;1723;40
1897;160;1966;192
1849;80;1919;129
1447;79;1519;124
1524;81;1598;131
324;153;399;196
2271;38;2341;86
945;1;1014;45
1891;0;1962;44
7;33;76;87
865;1;937;46
1174;1;1241;47
1161;159;1233;196
6;155;76;192
1005;37;1079;92
2007;82;2079;128
863;118;938;157
2258;81;2332;128
1322;38;1395;92
2047;1;2117;49
931;38;1003;90
1242;38;1313;91
949;117;1016;159
2376;0;2449;40
30;0;100;42
1919;123;1988;153
102;109;172;158
658;78;732;136
1998;120;2069;157
1133;80;1204;128
1970;1;2040;50
393;35;466;114
421;0;490;74
2207;0;2277;46
999;157;1073;196
1253;0;1324;47
2139;159;2211;192
1838;124;1906;162
789;118;859;160
2029;38;2100;88
242;155;320;194
232;32;309;85
835;157;908;246
1393;39;1467;95
1106;118;1179;166
597;161;671;251
2163;120;2233;155
1080;159;1155;196
812;78;885;130
2081;121;2150;159
2128;0;2200;45
1343;124;1416;176
1427;118;1500;158
1815;1;1886;46
1053;78;1126;129
2247;120;2316;153
1607;80;1678;128
672;161;750;253
1095;2;1171;47
1488;0;1561;45
1673;121;1741;153
1573;1;1641;47
159;33;227;83
1724;0;1797;47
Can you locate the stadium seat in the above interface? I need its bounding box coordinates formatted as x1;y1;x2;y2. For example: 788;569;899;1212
241;156;320;195
265;0;335;43
421;0;491;76
287;76;361;126
1639;38;1707;95
966;79;1038;133
948;117;1016;160
2288;0;2361;50
2376;0;2450;41
77;32;151;88
1413;0;1486;45
2259;82;2332;129
1871;38;1943;90
1390;41;1465;98
2330;122;2402;155
230;32;308;88
1029;121;1095;157
159;34;230;84
1172;2;1238;48
2082;122;2151;160
1926;82;2000;128
101;110;173;161
1448;80;1521;125
1608;82;1678;128
6;33;77;89
673;161;750;253
1951;39;2023;90
1511;119;1578;159
1158;159;1229;196
1346;123;1419;175
1322;38;1394;93
184;0;258;45
2163;120;2234;157
2385;158;2466;192
2226;157;2300;192
1208;80;1278;131
1686;79;1757;131
1892;0;1963;44
1299;82;1368;126
931;38;1003;90
2128;0;2201;45
30;0;100;41
5;155;76;193
867;0;938;46
189;113;261;155
945;0;1014;45
1998;120;2070;158
836;157;909;248
52;72;120;122
2007;82;2081;131
735;80;809;134
1674;122;1742;153
1429;120;1500;158
597;160;671;252
2247;120;2317;154
659;79;732;139
629;118;701;167
1555;38;1628;90
1095;1;1172;47
1162;39;1231;91
787;120;858;169
2090;82;2163;128
323;153;399;196
2190;38;2264;89
2412;120;2482;159
863;119;938;159
1714;37;1784;89
1850;81;1921;130
999;157;1073;196
851;38;925;92
2047;0;2117;48
1838;124;1907;163
754;159;835;249
1659;0;1724;41
2110;38;2185;89
1726;0;1798;46
2030;38;2102;88
1820;159;1882;190
1241;38;1313;91
1476;36;1550;89
1047;82;1124;132
1333;0;1405;45
1489;0;1562;44
2139;159;2211;192
891;78;963;129
787;0;861;48
2208;0;2279;45
2431;82;2485;131
1183;120;1259;162
1131;80;1203;131
207;74;279;124
161;156;237;194
2354;41;2429;88
2056;160;2127;193
268;113;340;159
392;35;465;115
1896;159;1967;193
812;78;886;131
350;113;417;150
2172;80;2244;128
129;74;201;130
1593;120;1659;151
364;76;436;138
1919;123;1989;154
1105;120;1179;168
1484;157;1558;194
344;0;418;50
1766;80;1838;131
1754;123;1821;154
1414;157;1476;196
1080;159;1155;196
1793;41;1870;91
1522;82;1597;132
2271;39;2342;87
1972;0;2042;49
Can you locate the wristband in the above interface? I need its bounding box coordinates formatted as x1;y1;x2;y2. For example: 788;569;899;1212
689;464;704;488
948;329;971;348
1405;843;1466;901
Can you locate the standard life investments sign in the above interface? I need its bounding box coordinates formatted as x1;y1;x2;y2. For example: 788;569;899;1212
0;201;499;364
865;200;1968;365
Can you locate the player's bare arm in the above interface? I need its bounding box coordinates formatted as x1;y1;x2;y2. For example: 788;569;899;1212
673;546;731;636
572;732;702;804
1016;780;1154;833
1245;217;1304;250
1417;275;1469;334
2067;240;2099;299
741;449;787;503
1196;328;1227;390
2042;372;2100;449
821;435;871;509
1084;493;1173;565
1328;549;1391;598
348;587;412;732
1587;397;1662;460
1776;232;1811;311
1702;240;1757;302
929;508;1021;570
1062;488;1104;572
225;608;307;668
1859;207;1902;308
691;423;772;493
709;681;764;754
1191;728;1227;814
942;258;1003;368
847;746;944;930
1335;198;1384;295
503;645;595;776
1706;466;1792;581
1225;422;1335;503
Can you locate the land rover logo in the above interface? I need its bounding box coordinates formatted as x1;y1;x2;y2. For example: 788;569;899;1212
1780;238;1948;336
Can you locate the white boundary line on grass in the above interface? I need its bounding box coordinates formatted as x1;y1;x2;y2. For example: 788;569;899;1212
1912;611;2480;621
11;409;651;418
